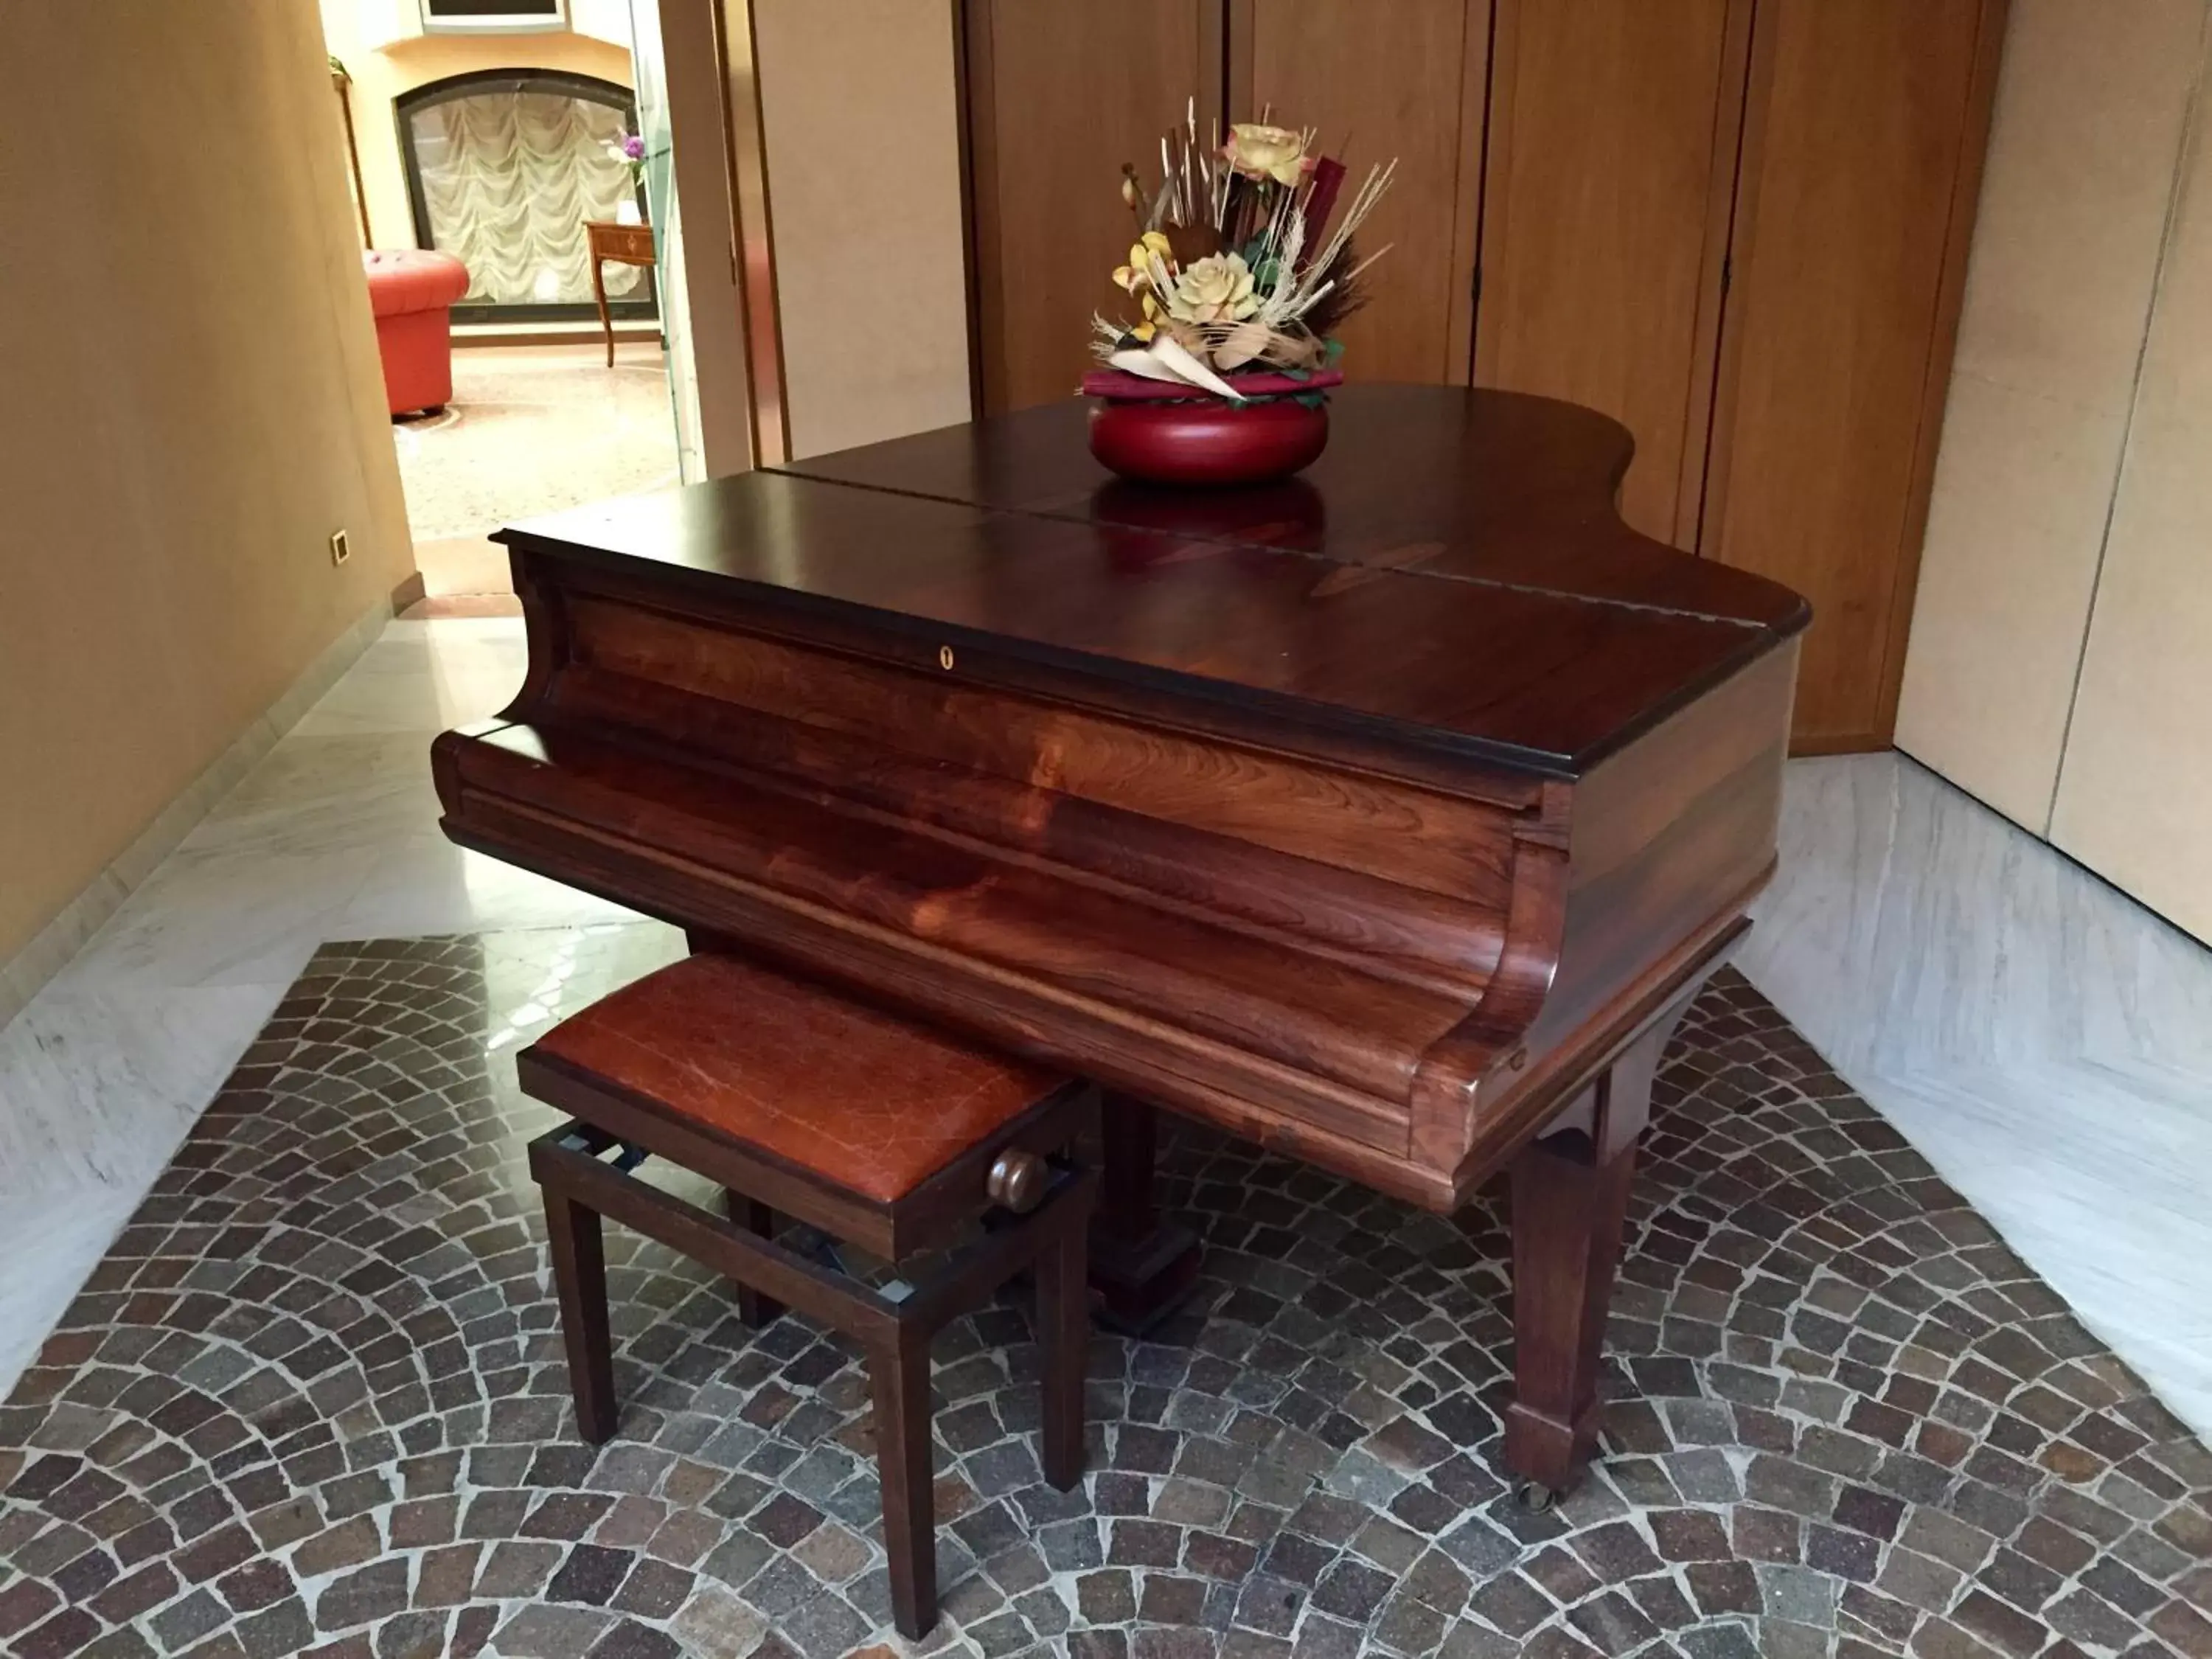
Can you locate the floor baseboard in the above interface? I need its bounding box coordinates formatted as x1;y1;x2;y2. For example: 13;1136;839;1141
0;599;395;1034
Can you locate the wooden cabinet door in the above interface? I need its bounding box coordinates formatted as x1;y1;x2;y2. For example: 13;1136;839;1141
1700;0;2005;750
1234;0;1490;385
1473;0;1749;546
965;1;1222;414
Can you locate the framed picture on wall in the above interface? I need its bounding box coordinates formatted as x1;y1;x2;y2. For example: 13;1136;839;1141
419;0;566;34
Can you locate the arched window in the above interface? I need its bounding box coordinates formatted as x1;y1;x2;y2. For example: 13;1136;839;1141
396;69;655;324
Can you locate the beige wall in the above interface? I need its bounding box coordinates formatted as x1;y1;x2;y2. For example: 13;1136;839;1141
319;5;635;252
754;0;972;457
2050;56;2212;943
1897;0;2212;942
0;2;415;966
1896;0;2206;829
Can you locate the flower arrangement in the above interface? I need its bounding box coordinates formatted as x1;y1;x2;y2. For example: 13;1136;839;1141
605;131;647;191
1092;102;1396;400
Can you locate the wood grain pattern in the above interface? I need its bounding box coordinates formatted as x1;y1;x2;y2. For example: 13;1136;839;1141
773;388;1809;634
526;952;1071;1205
437;385;1805;1492
585;220;657;371
964;0;1222;414
1473;0;1750;545
1701;0;2006;748
1234;0;1490;383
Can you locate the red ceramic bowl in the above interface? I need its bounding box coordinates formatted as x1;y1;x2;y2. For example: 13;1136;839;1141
1088;396;1329;486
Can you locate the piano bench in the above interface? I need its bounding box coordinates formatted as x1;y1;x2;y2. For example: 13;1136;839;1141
515;952;1097;1641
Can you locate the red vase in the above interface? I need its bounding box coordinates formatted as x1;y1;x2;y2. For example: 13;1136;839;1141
1081;369;1343;487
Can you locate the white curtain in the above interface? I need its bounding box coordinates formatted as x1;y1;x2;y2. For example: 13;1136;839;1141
410;89;644;307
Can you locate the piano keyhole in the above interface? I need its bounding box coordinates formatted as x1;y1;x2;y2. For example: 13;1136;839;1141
939;645;956;671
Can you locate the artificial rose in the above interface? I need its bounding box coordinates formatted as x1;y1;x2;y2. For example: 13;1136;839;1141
1222;122;1310;187
1167;252;1259;324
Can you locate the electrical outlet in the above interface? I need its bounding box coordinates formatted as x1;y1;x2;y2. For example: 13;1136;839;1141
329;529;350;567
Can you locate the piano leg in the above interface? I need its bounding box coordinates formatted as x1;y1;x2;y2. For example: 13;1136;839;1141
1501;1007;1678;1498
1089;1091;1203;1332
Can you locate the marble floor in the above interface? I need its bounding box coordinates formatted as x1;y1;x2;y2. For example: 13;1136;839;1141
1;613;2208;1456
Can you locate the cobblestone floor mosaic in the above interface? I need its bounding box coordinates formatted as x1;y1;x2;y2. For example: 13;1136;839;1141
2;928;2210;1659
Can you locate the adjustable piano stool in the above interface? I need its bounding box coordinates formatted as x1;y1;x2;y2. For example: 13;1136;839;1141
516;953;1097;1638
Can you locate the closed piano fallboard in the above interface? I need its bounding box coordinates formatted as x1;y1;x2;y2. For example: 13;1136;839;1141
434;385;1806;1211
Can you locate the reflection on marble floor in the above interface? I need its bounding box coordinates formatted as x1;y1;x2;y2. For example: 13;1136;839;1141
1;616;2208;1447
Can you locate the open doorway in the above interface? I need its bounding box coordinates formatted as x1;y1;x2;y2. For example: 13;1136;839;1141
322;0;684;617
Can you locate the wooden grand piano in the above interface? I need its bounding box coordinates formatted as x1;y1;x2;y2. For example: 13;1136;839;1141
433;384;1807;1498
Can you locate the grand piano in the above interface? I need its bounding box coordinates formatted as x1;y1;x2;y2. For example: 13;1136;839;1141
432;384;1807;1498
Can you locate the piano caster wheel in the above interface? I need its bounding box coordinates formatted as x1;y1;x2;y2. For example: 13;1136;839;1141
1514;1479;1560;1514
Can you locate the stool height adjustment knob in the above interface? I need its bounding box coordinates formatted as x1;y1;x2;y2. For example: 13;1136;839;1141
987;1148;1048;1214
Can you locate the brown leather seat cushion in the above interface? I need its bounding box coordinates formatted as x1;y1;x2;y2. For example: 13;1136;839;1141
527;953;1071;1204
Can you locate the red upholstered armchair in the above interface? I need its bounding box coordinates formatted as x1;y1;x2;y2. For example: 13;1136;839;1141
363;249;470;418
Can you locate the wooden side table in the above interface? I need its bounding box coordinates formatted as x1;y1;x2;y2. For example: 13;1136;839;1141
584;219;655;367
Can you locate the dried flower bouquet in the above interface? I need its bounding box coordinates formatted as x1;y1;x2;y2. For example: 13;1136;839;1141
1092;101;1396;400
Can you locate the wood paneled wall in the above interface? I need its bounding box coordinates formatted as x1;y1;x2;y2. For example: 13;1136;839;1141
1472;0;1747;546
954;0;2006;754
1700;0;2006;749
963;0;1222;414
1232;0;1489;386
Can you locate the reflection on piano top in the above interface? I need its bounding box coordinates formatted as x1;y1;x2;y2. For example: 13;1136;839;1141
773;385;1809;630
495;384;1806;776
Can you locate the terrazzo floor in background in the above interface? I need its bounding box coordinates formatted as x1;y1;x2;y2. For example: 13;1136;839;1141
1;934;2208;1658
391;343;679;610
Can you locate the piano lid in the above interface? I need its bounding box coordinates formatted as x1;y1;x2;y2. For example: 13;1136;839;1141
494;386;1808;778
771;385;1810;632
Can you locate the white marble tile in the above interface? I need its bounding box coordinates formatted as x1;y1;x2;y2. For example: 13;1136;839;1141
177;733;448;861
0;980;285;1389
288;616;527;737
46;845;378;993
1748;752;2212;1075
1743;751;2212;1439
0;1183;148;1386
0;982;280;1190
334;830;644;939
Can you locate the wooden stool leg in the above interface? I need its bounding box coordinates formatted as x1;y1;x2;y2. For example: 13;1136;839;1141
869;1332;937;1639
544;1188;618;1444
723;1190;783;1328
1036;1213;1088;1491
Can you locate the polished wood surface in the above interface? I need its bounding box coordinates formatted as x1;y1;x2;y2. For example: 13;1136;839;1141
1231;0;1490;384
526;952;1071;1204
779;384;1807;648
584;219;656;369
963;0;1222;413
437;384;1804;1491
1700;0;2005;748
1473;0;1749;545
946;2;1999;750
521;963;1094;1638
439;384;1804;1201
